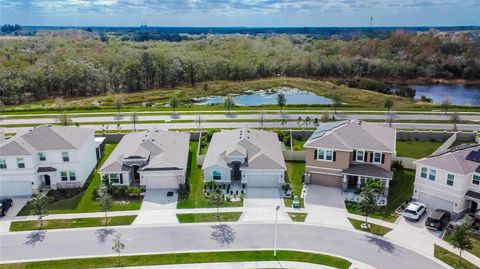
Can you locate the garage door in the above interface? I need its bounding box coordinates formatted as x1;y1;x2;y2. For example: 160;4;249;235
310;173;342;188
246;174;279;187
0;181;32;197
143;175;179;189
417;192;454;212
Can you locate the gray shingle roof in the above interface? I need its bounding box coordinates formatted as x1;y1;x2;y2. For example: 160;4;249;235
0;125;94;156
342;164;393;179
415;144;480;175
202;128;286;170
304;120;396;153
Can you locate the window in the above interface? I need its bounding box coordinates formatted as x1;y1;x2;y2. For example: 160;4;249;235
373;152;382;163
69;171;76;181
62;152;69;162
212;170;221;180
428;169;436;181
61;171;68;181
356;150;365;162
326;150;333;161
17;158;25;169
316;148;334;161
38;152;46;161
446;174;454;186
317;149;325;160
473;175;480;185
0;159;6;169
420;167;428;179
110;174;120;183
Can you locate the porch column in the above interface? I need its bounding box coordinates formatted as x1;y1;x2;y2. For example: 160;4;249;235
341;174;347;191
356;176;362;190
383;179;390;196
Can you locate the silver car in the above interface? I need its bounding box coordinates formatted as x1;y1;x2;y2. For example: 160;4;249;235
402;202;426;221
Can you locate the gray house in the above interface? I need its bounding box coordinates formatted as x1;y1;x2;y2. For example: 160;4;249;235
202;128;286;187
99;129;190;190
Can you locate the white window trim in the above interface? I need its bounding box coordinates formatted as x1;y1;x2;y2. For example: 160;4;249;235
60;171;68;181
428;169;436;181
0;159;6;169
373;152;383;164
38;152;46;162
17;158;25;169
420;167;428;179
109;173;120;184
473;174;480;185
62;151;70;162
316;148;334;162
446;174;454;186
356;150;365;162
212;170;222;180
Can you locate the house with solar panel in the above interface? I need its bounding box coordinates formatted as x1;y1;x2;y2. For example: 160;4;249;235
413;144;480;219
303;120;396;197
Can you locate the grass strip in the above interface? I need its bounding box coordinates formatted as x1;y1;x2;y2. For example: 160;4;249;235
176;212;242;223
348;218;392;236
434;245;479;269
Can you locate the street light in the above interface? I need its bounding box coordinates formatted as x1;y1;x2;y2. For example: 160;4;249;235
274;205;280;257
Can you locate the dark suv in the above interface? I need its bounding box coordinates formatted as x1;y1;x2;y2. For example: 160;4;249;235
0;198;13;216
425;209;451;231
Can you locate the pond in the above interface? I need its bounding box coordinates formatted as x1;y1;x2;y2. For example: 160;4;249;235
412;84;480;105
193;87;334;106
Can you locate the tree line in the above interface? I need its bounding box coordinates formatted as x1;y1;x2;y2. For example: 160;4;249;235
1;31;479;105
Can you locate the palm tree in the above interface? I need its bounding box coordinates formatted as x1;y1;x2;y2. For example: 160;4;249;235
277;92;286;113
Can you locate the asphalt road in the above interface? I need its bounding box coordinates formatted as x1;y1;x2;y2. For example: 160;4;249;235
0;223;445;269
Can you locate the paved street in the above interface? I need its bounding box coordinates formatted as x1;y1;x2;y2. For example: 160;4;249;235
0;223;445;269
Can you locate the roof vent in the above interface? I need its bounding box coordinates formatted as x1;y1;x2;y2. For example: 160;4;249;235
151;139;155;141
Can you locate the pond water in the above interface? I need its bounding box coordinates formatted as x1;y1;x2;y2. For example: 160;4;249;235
412;84;480;105
193;87;333;106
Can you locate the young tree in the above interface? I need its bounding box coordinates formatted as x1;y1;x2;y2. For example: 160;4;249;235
450;111;460;131
387;112;396;128
281;116;287;127
332;93;342;114
113;95;123;116
297;116;302;127
112;233;126;267
97;184;113;225
447;218;473;261
57;111;72;126
358;179;383;225
223;96;235;114
259;111;265;129
131;111;138;132
207;189;225;221
55;97;64;112
169;95;179;115
30;193;51;229
276;92;286;113
384;98;394;114
441;97;452;115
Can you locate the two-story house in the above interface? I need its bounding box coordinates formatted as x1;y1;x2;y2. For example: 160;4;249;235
413;144;480;219
99;129;190;190
304;120;396;196
0;125;98;196
202;128;286;187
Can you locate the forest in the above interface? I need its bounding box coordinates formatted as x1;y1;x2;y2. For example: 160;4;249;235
1;30;479;105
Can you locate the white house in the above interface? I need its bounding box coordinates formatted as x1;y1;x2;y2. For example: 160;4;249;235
0;125;99;197
413;144;480;219
99;129;190;190
202;128;286;187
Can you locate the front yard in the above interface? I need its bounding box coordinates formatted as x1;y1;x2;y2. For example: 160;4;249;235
345;169;415;223
444;230;480;258
396;140;444;159
434;245;478;269
284;162;305;208
18;144;143;216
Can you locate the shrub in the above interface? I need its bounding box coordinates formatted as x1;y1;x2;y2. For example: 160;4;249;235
126;186;142;197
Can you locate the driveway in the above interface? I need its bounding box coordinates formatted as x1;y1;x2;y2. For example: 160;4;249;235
385;209;443;256
132;189;178;225
240;188;291;222
305;186;353;229
0;197;29;234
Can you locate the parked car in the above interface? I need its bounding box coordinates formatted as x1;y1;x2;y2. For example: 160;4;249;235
425;209;451;231
0;198;13;216
402;202;426;221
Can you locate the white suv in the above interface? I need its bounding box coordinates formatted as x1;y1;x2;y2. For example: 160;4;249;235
402;202;426;221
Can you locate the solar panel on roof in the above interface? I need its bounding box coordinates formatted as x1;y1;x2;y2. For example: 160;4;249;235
309;121;348;140
466;150;480;162
476;165;480;173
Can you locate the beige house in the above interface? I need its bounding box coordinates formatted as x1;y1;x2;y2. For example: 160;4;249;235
304;120;396;195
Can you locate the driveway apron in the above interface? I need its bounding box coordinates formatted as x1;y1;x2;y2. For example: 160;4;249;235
132;189;178;225
240;188;291;222
305;186;353;229
0;197;29;234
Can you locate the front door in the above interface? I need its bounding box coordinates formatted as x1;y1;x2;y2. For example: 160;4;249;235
231;162;241;181
471;201;478;214
44;175;51;187
132;166;140;182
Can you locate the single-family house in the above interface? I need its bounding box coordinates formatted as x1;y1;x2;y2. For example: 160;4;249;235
0;125;100;196
99;129;190;190
202;128;286;187
413;144;480;219
303;120;396;196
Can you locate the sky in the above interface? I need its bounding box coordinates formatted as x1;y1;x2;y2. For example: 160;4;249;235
1;0;480;27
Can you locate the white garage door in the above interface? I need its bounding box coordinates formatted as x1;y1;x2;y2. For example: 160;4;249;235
418;192;454;212
246;174;280;187
143;175;179;189
0;181;32;197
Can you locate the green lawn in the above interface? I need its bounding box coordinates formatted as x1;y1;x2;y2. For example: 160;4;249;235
177;212;242;223
18;144;143;216
348;218;392;236
10;215;136;232
176;142;243;209
345;169;415;223
288;212;308;222
284;162;305;209
0;250;351;269
292;139;306;151
444;230;480;258
434;245;479;269
396;141;444;159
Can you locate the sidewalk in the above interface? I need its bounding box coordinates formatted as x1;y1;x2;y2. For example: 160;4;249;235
347;213;397;229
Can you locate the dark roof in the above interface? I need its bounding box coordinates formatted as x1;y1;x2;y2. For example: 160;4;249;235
37;167;57;172
465;190;480;200
342;164;393;179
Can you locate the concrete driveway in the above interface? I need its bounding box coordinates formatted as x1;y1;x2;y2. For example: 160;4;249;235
132;189;178;225
385;209;443;256
0;197;30;233
240;188;290;222
305;186;353;229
